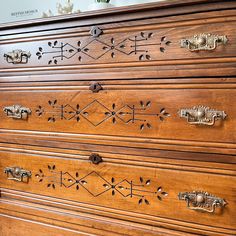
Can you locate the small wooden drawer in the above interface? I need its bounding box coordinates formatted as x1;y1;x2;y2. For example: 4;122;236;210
0;17;235;71
0;150;235;235
0;87;235;146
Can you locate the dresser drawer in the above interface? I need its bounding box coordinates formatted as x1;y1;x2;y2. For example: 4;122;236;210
0;88;235;145
0;16;235;71
0;150;235;234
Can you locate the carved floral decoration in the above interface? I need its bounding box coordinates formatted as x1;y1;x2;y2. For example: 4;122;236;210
35;165;168;206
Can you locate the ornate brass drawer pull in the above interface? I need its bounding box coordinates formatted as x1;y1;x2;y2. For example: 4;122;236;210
4;49;31;64
178;191;226;213
89;153;103;164
4;167;32;182
180;33;228;51
179;106;227;126
3;105;31;120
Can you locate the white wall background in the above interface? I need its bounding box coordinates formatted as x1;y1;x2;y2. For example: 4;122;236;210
0;0;163;23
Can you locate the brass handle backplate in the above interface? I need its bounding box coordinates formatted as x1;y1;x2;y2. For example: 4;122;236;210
3;105;31;120
89;153;103;164
4;167;32;182
4;49;31;64
180;33;228;51
179;106;227;126
178;191;226;213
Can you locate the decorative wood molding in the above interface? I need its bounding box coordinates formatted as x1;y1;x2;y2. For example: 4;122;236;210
1;189;221;236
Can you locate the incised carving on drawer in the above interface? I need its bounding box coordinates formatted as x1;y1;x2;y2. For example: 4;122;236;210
35;165;168;205
36;30;171;64
35;99;170;130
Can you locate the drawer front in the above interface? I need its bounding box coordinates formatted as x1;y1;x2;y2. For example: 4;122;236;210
0;19;235;69
0;151;235;232
0;88;235;144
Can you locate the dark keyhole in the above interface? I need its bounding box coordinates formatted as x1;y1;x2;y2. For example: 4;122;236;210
89;82;102;93
90;26;103;37
89;153;102;164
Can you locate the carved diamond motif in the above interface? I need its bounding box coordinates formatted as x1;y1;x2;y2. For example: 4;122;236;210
115;38;134;55
115;180;132;197
82;39;111;60
36;99;170;129
79;171;111;197
116;105;134;123
61;172;77;188
36;29;172;64
36;165;168;206
80;100;111;126
62;104;78;120
61;43;78;59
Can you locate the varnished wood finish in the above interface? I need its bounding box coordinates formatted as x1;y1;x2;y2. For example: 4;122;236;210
0;150;235;233
0;1;236;235
0;19;235;68
0;88;235;144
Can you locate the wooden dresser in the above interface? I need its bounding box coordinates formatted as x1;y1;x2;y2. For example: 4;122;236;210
0;0;235;235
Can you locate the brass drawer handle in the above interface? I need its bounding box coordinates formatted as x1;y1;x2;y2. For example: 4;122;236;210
178;191;226;213
180;33;228;51
4;167;32;182
89;153;103;164
4;49;31;64
179;106;227;126
3;105;31;120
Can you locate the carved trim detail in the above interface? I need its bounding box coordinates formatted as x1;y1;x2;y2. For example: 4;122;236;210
35;99;170;130
35;165;168;205
36;32;171;64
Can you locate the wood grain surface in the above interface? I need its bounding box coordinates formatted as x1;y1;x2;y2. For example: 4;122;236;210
0;88;235;144
0;150;235;233
0;0;236;235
